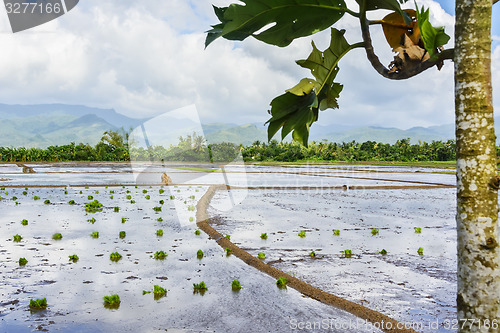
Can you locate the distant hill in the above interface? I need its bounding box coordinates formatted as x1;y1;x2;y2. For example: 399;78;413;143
0;103;497;148
0;104;145;148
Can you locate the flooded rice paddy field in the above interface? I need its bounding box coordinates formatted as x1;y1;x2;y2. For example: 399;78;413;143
0;162;461;332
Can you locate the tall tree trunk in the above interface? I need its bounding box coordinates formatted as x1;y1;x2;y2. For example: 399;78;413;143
455;0;500;331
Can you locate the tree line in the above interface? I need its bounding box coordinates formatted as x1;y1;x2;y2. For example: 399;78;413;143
0;130;466;163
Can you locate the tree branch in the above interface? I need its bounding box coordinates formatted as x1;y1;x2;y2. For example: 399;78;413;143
359;0;453;80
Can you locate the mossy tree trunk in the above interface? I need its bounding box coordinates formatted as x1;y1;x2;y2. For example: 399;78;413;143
455;0;500;331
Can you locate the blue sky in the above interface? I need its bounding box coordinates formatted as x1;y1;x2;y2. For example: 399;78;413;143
0;0;497;131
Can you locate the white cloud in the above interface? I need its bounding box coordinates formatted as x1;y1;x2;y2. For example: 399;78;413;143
0;0;496;132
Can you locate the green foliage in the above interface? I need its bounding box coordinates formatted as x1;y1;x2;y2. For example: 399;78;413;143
142;290;151;295
197;249;204;259
416;4;450;58
33;196;40;200
159;189;165;194
110;252;122;261
87;217;96;224
21;219;28;226
417;247;424;255
85;200;103;213
414;227;422;233
154;250;168;260
187;205;195;211
103;294;120;308
379;249;388;255
169;195;175;200
19;257;28;265
298;230;306;238
276;277;288;289
159;199;164;205
44;199;51;205
267;29;359;146
231;280;242;291
142;189;147;194
156;229;163;237
195;230;201;235
68;254;79;262
126;195;132;200
68;200;76;205
29;298;47;309
114;206;120;212
226;248;232;256
90;231;99;238
12;196;18;201
356;0;411;23
157;217;163;222
121;217;127;223
333;229;340;236
260;233;268;239
225;234;231;240
257;252;266;259
23;191;27;195
119;231;126;239
87;195;93;200
52;233;62;240
145;195;151;200
153;206;162;212
189;217;194;222
310;251;316;257
242;139;456;162
371;228;379;235
205;0;347;48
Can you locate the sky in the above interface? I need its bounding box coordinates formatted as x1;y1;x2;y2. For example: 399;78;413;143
0;0;498;130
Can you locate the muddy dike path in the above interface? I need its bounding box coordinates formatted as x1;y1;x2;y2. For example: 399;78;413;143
0;162;458;332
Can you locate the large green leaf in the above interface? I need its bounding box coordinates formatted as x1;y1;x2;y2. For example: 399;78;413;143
356;0;411;25
266;28;358;146
416;4;450;58
205;0;347;47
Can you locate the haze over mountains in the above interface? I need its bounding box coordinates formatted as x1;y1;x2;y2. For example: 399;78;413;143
0;103;487;148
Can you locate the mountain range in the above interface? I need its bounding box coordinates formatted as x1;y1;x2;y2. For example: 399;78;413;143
0;103;492;148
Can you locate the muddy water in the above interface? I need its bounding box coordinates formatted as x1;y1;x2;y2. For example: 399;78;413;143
0;162;460;332
0;184;381;332
209;187;458;332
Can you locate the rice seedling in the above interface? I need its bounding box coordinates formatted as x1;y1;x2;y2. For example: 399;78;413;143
87;195;93;200
12;196;18;201
130;200;136;204
33;196;40;200
68;200;76;205
121;217;127;223
22;191;27;195
159;189;165;194
371;228;379;236
154;250;168;260
298;230;306;238
276;277;288;289
19;257;28;265
126;195;132;200
85;200;103;213
145;195;151;200
68;254;79;262
52;233;62;240
231;280;242;291
44;200;51;205
197;249;204;259
13;234;22;242
189;217;194;222
257;252;266;259
225;234;231;240
379;249;388;255
156;229;163;237
153;206;162;212
114;206;120;212
159;200;164;205
90;231;99;238
414;227;422;233
169;195;175;200
87;217;96;224
260;233;268;239
21;219;28;226
332;229;340;236
193;281;207;294
119;231;126;239
103;294;120;308
225;248;232;256
143;189;148;194
195;230;201;235
417;247;424;255
157;217;163;222
342;249;353;258
310;251;316;257
29;298;47;310
110;252;122;261
153;285;167;299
